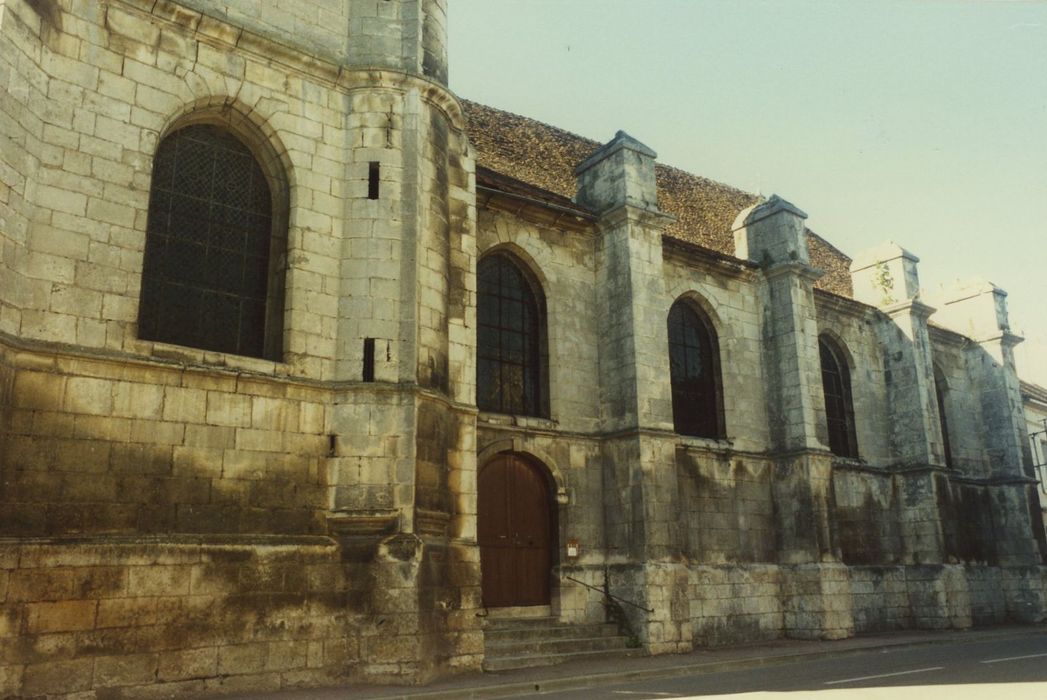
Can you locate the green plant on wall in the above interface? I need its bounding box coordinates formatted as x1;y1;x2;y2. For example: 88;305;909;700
875;262;896;305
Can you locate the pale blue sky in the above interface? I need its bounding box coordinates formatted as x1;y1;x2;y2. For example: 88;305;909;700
447;0;1047;384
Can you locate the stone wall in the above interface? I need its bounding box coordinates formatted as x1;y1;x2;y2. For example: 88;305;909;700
676;449;775;564
0;0;340;379
475;208;601;432
170;0;449;84
685;564;783;646
0;0;482;696
849;566;912;631
931;332;992;474
0;537;356;698
813;297;892;466
0;344;329;537
661;247;767;453
175;0;353;65
832;469;902;565
936;477;997;564
472;174;1046;660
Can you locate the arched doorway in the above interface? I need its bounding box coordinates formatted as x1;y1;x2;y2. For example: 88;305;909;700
478;453;554;608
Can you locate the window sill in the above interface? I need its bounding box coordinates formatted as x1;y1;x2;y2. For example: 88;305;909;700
830;456;876;471
136;339;291;376
477;411;558;431
676;434;733;451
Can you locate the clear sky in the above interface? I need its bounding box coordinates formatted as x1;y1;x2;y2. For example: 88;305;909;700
447;0;1047;386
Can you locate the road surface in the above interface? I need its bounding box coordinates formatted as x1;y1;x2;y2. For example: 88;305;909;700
540;632;1047;699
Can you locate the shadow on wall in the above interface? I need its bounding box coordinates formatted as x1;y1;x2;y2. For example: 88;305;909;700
0;349;330;537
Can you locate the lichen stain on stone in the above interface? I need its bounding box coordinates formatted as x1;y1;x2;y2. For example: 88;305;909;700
937;476;997;565
676;450;774;563
380;533;423;563
415;399;455;515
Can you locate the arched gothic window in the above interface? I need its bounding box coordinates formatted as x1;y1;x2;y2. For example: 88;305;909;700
819;335;859;458
476;253;546;416
668;300;725;438
138;124;283;360
934;365;953;468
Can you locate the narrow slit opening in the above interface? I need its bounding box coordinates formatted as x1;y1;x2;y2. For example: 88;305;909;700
368;162;380;200
363;338;376;382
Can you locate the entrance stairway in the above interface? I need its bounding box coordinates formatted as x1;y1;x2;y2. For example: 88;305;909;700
482;609;640;672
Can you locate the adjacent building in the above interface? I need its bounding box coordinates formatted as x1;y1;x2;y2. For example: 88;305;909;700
1022;381;1047;534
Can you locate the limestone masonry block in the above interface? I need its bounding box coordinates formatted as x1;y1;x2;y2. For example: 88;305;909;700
850;241;921;307
934;278;1014;340
575;131;660;214
733;195;809;266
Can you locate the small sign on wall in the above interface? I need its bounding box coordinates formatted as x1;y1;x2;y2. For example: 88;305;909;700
566;538;580;559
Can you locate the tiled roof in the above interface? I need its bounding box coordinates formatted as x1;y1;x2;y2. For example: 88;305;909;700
807;230;854;298
462;99;854;297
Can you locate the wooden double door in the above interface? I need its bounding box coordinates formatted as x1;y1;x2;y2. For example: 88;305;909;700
478;454;554;608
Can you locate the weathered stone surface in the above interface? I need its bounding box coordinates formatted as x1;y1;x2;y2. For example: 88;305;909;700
0;1;1042;698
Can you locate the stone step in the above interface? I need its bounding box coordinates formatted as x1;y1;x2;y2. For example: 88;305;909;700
482;646;640;672
486;633;632;656
484;605;552;620
484;622;621;642
482;616;638;672
482;614;559;626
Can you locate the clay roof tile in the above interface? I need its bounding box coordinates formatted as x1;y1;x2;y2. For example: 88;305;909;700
462;99;854;297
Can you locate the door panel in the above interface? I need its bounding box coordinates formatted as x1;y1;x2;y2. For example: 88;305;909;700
478;454;552;608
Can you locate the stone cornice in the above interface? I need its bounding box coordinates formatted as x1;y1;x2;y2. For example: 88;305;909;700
477;186;595;234
0;533;337;548
0;332;479;413
882;299;937;321
763;260;824;283
661;236;757;280
813;288;879;322
928;324;973;348
974;330;1025;348
949;472;1037;487
596;203;676;230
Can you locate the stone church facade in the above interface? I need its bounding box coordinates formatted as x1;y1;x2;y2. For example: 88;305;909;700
0;0;1044;696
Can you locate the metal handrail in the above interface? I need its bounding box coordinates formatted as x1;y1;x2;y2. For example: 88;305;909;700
564;574;654;614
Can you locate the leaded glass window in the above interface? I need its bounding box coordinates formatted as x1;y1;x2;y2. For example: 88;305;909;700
477;253;545;416
668;301;725;438
819;336;859;458
139;125;277;359
934;365;953;468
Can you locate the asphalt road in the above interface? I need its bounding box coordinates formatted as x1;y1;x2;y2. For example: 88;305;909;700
540;632;1047;699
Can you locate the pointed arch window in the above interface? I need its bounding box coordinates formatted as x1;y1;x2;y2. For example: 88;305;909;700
138;124;284;360
668;300;725;438
934;365;953;468
819;335;859;458
476;252;546;416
